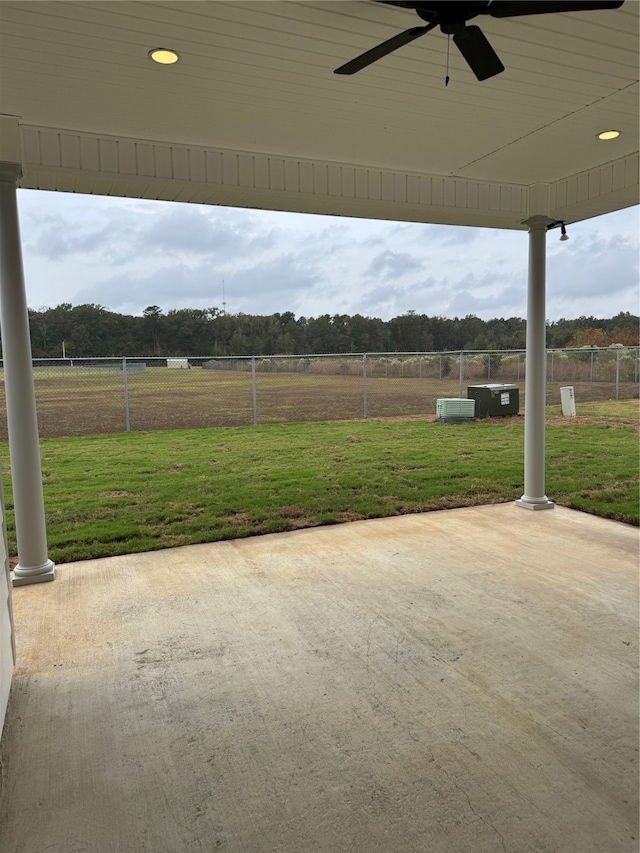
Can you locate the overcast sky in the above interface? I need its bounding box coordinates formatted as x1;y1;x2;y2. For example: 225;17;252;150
16;189;638;322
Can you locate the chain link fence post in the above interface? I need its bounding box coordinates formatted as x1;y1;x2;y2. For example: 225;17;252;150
363;353;368;418
251;356;257;425
13;345;639;441
122;357;131;432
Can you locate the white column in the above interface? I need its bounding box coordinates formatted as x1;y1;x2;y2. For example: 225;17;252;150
516;215;554;511
0;163;55;583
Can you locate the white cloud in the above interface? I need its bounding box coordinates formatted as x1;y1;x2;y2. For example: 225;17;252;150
17;189;639;321
366;250;423;279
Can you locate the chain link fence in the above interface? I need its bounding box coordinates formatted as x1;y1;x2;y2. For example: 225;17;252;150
0;347;637;439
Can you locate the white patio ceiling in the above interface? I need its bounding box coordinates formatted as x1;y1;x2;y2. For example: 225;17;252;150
0;0;638;229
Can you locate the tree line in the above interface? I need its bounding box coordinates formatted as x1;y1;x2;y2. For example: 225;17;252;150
19;303;639;359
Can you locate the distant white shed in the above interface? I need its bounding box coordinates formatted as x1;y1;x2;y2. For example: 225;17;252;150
167;358;190;369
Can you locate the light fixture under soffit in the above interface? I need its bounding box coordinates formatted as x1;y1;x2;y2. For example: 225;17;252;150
547;220;569;243
597;130;620;140
148;48;179;65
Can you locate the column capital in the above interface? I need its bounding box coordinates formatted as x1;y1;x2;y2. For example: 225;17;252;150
522;214;554;230
526;182;550;218
0;162;21;185
0;116;22;182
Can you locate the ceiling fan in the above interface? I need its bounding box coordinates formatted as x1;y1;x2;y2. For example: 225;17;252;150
334;1;625;81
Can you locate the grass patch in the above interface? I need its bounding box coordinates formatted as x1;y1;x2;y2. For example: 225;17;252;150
546;398;639;425
0;410;637;564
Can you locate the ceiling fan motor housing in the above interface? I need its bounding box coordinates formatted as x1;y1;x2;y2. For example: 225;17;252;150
415;2;483;31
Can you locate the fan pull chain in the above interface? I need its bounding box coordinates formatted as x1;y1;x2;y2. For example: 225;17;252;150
445;35;450;86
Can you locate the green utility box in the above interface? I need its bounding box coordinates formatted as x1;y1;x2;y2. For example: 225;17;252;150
467;384;519;419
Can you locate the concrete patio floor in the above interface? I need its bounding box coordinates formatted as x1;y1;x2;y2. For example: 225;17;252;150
1;503;638;853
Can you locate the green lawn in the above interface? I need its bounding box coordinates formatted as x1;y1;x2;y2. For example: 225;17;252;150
1;405;637;564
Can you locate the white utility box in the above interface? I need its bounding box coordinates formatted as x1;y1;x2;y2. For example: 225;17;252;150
560;386;576;417
436;398;476;423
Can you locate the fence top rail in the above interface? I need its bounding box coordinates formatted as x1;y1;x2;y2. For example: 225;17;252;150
4;346;637;369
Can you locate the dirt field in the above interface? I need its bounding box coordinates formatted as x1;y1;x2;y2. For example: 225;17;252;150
0;366;637;440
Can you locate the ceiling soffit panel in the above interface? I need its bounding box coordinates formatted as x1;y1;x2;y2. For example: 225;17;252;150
457;83;639;184
0;1;638;226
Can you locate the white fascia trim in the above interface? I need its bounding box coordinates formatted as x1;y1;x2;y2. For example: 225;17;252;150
18;125;529;229
549;153;639;223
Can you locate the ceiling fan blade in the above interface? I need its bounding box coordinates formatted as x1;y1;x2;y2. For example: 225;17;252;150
334;22;437;74
376;1;428;7
488;1;624;18
453;25;505;80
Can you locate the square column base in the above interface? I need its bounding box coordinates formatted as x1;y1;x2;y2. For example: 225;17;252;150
12;561;56;586
515;499;555;511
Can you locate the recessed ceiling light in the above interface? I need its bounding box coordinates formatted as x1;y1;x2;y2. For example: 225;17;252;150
148;48;179;65
597;130;620;140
